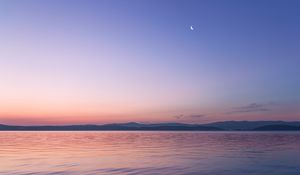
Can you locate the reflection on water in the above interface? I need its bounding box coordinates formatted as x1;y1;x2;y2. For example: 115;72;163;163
0;131;300;175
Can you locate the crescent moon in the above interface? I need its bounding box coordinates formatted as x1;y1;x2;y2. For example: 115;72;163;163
190;26;194;30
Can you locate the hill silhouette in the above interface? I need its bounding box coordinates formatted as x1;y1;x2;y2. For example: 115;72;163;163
0;121;300;131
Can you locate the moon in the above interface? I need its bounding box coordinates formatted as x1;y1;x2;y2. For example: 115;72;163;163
190;25;194;31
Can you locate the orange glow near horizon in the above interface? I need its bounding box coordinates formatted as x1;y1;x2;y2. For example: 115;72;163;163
0;0;299;125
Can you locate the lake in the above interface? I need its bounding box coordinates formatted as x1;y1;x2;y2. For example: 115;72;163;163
0;131;299;175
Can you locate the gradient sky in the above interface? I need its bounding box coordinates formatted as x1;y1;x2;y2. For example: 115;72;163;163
0;0;299;125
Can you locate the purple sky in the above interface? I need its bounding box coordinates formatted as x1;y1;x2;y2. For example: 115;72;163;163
0;0;299;125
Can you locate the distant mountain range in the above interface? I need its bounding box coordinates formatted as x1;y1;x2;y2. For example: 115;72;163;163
1;121;300;131
203;121;300;130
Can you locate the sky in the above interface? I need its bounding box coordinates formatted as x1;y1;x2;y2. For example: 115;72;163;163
0;0;299;125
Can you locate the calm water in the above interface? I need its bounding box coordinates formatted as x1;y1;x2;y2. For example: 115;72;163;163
0;132;300;175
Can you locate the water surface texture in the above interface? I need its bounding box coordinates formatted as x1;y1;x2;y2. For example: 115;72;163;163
0;132;300;175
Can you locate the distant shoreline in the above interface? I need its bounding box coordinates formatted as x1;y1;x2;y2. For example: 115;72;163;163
1;121;300;131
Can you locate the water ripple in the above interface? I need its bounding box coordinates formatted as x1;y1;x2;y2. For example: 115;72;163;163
0;131;300;175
